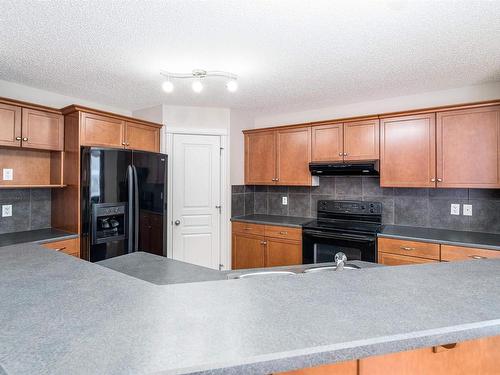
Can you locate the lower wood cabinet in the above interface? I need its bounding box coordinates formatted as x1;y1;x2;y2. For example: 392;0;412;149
441;244;500;262
378;252;438;266
276;336;500;374
232;222;302;269
41;237;80;258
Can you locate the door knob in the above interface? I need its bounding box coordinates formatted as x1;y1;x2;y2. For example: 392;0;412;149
22;137;28;141
174;220;181;226
15;136;21;141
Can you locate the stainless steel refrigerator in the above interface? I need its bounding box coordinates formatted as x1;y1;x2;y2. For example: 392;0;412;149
81;147;167;262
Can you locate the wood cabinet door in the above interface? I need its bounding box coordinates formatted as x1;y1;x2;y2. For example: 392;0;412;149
437;105;500;188
380;114;436;187
344;119;380;161
41;237;80;257
0;102;22;147
232;232;265;269
276;126;312;185
80;112;125;148
266;238;302;267
125;121;160;152
21;108;64;151
359;335;500;375
311;123;343;162
378;252;438;266
244;131;276;185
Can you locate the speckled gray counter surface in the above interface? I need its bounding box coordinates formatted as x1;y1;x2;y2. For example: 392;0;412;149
0;228;78;248
97;252;227;284
380;225;500;250
1;243;500;375
231;214;312;228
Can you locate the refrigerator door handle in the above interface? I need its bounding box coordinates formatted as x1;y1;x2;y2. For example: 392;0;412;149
132;165;139;252
127;165;134;253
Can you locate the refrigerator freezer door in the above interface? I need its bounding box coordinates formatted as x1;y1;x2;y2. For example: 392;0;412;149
132;151;167;256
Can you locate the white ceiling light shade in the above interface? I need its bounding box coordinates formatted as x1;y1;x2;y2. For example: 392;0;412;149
226;79;238;92
161;80;174;93
160;69;238;94
191;80;203;93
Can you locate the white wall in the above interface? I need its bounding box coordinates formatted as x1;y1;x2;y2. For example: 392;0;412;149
162;105;230;132
132;104;163;123
254;81;500;127
229;110;254;185
0;79;132;115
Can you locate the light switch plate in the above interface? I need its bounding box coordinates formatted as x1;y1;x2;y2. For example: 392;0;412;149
450;203;460;215
2;168;13;181
2;205;12;217
282;196;288;205
463;204;472;216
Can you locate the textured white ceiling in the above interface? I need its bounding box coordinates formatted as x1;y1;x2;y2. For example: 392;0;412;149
0;0;499;112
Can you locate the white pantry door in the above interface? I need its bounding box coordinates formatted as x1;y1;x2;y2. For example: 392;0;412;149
172;134;221;269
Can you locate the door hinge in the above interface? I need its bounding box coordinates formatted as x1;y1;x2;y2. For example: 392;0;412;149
219;147;224;155
215;205;222;212
219;264;224;270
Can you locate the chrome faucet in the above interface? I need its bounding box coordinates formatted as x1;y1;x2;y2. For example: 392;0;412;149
334;252;347;271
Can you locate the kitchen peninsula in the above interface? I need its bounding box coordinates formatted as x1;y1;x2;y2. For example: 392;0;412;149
1;243;499;374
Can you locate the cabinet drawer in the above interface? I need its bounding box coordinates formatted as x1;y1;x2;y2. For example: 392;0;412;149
441;245;500;262
232;221;265;236
378;252;438;266
378;237;440;260
264;225;302;241
41;237;80;257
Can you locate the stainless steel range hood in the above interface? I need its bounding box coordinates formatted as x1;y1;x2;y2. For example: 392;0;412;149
309;161;379;176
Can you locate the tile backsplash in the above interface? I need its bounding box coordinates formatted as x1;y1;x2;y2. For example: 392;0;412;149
232;177;500;234
0;189;51;234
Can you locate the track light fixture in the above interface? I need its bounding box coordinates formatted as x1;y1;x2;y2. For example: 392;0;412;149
160;69;238;94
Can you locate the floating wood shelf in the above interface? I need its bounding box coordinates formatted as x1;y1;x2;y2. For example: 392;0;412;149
0;148;64;188
0;184;67;189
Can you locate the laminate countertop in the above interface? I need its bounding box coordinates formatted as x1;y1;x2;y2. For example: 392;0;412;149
1;243;500;374
0;228;78;248
231;214;313;228
379;225;500;251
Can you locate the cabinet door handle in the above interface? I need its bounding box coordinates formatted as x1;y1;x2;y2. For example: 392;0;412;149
15;136;21;141
431;178;436;182
54;247;67;251
122;142;127;146
338;152;343;156
400;246;415;251
433;343;457;353
469;255;487;260
343;152;348;156
260;241;267;245
437;178;443;182
22;137;28;141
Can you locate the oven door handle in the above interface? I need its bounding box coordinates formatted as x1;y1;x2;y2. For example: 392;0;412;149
303;229;375;242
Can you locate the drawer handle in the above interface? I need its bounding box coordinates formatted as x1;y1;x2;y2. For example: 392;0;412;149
244;227;251;231
279;231;288;235
400;246;415;251
469;255;487;260
55;247;67;251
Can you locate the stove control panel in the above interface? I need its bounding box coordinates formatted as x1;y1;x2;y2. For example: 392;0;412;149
318;200;382;215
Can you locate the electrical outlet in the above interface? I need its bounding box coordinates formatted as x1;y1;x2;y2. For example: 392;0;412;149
450;203;460;215
2;205;12;217
2;168;13;181
282;196;288;205
463;204;472;216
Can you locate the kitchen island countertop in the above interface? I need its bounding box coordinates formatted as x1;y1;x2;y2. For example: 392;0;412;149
1;243;500;375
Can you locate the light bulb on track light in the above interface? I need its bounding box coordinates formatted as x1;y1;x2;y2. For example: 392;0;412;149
226;79;238;92
162;80;174;93
192;80;203;93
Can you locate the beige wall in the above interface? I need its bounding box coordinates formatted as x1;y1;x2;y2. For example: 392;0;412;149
254;81;500;128
0;79;132;115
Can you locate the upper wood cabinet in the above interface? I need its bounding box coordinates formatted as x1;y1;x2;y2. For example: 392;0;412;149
0;102;22;147
380;113;436;187
80;112;125;148
276;127;312;185
78;111;161;152
244;126;314;186
21;108;64;151
125;121;160;152
344;119;380;161
245;130;276;185
311;119;379;162
311;122;343;162
436;105;500;188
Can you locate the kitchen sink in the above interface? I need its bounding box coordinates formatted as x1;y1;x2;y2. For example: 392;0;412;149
234;271;297;279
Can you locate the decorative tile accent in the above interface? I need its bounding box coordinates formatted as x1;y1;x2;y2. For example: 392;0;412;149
0;188;51;234
231;179;500;233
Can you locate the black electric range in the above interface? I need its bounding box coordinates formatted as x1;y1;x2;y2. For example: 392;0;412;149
302;200;382;264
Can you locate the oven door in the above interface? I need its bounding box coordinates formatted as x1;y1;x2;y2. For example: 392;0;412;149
302;229;377;264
